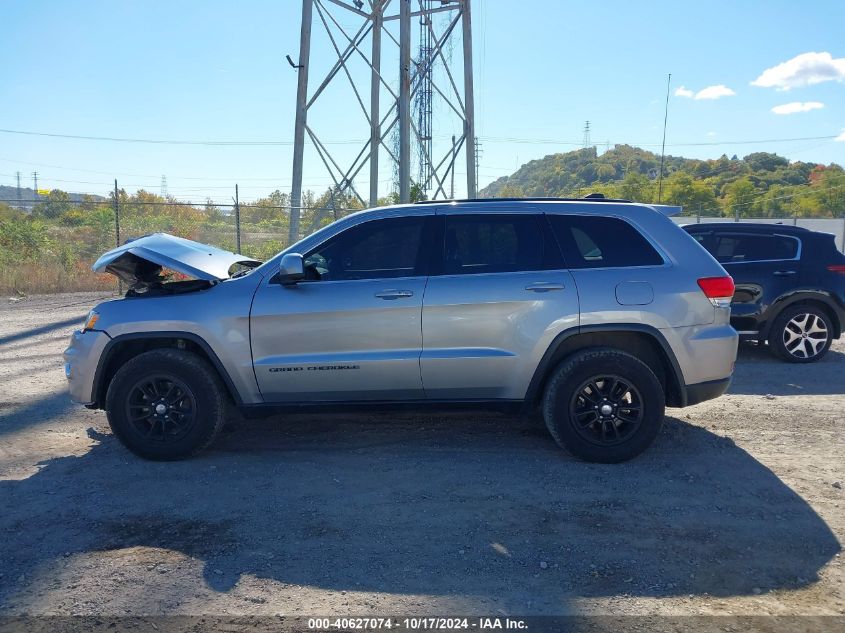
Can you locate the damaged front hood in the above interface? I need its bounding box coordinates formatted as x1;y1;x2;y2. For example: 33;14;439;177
93;233;260;287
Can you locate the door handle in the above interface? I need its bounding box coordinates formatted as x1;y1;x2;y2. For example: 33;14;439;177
525;282;565;292
374;289;414;300
773;270;797;276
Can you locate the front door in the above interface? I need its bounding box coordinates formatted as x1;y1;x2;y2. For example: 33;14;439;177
251;214;433;402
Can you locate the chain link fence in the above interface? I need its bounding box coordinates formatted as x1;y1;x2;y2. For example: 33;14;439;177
1;194;843;295
0;196;354;295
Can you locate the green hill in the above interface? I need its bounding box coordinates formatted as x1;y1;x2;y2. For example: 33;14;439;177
479;145;845;218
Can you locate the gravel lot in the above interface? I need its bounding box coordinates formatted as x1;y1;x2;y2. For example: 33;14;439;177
0;292;842;618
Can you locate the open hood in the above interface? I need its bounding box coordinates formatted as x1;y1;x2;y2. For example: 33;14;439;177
93;233;260;288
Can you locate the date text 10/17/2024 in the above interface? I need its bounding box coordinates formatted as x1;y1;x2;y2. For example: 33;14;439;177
306;617;529;631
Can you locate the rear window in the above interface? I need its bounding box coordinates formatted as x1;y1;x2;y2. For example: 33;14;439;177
547;215;664;268
708;233;799;263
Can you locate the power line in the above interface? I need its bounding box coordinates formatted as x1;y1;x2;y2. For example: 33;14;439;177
6;126;839;150
0;157;360;183
477;134;840;148
0;128;365;146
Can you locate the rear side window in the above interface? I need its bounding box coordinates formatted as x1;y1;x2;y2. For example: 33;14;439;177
708;233;799;263
548;215;664;268
442;214;552;275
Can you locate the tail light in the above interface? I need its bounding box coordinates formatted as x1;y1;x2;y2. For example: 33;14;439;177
827;264;845;275
698;276;735;308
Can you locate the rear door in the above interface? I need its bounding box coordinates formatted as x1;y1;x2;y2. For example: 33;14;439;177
420;209;579;400
694;230;801;332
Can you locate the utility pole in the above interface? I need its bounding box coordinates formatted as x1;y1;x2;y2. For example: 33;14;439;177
234;184;241;253
114;179;122;294
289;0;475;210
113;180;120;247
289;0;313;245
474;138;482;194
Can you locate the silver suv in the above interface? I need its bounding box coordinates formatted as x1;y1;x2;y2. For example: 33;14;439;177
64;198;738;463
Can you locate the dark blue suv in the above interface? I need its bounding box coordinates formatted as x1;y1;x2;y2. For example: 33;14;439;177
685;223;845;362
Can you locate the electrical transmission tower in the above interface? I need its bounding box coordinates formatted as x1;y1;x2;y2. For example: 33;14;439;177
582;121;591;149
15;172;21;205
414;1;434;189
288;0;476;244
160;175;168;198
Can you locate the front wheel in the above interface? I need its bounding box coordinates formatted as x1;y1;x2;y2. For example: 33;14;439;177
768;305;833;363
542;348;665;463
105;349;227;460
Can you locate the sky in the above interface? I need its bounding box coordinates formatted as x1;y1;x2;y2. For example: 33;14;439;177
1;0;844;205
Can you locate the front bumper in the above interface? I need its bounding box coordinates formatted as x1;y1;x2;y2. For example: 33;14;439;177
63;329;111;405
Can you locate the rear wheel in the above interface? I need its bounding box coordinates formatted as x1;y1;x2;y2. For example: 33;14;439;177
105;349;227;460
542;348;665;463
768;305;832;363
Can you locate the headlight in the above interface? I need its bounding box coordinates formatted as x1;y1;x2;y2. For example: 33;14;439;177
83;310;100;331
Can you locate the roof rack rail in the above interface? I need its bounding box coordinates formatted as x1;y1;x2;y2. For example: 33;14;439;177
414;194;632;205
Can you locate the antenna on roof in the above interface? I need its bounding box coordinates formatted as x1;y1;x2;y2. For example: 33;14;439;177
657;73;671;203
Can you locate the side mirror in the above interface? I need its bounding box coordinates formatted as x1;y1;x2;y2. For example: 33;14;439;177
278;253;305;285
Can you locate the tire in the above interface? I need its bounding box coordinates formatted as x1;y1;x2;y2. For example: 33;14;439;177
768;305;833;363
105;349;227;460
542;348;665;463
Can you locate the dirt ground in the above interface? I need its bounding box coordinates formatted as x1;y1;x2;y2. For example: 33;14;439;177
0;292;842;619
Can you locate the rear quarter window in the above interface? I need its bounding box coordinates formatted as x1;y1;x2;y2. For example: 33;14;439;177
547;215;664;269
709;233;799;263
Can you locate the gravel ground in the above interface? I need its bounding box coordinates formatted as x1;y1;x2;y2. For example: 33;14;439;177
0;292;842;619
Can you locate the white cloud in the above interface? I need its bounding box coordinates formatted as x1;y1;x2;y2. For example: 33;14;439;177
675;84;736;100
707;131;716;137
771;101;824;115
694;85;736;100
752;52;845;90
836;129;845;142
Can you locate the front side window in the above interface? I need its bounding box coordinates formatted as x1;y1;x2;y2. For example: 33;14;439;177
303;216;426;281
442;214;546;275
709;233;799;263
548;215;664;268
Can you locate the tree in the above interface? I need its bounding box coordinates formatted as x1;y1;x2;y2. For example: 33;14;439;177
496;183;525;198
618;172;654;202
410;183;428;202
33;189;71;219
757;185;789;218
593;162;617;182
663;172;717;214
811;165;845;216
743;152;789;173
724;177;758;218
